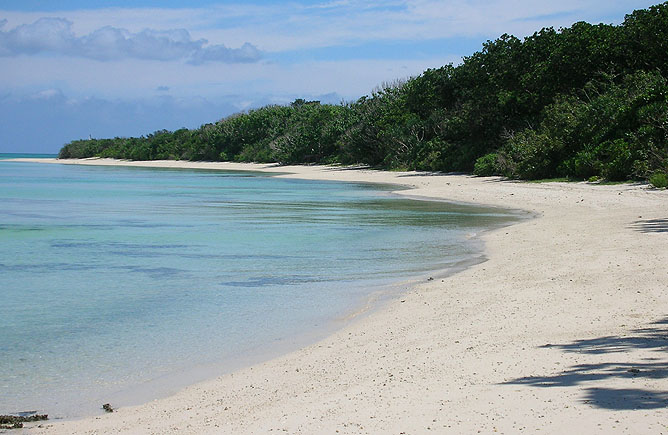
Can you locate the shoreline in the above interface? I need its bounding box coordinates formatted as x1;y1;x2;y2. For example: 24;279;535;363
8;158;668;434
3;158;522;419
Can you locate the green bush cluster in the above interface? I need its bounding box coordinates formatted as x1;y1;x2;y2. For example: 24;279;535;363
478;71;668;180
60;2;668;183
650;172;668;188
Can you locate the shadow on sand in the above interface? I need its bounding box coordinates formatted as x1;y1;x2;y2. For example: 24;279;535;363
504;317;668;410
629;218;668;233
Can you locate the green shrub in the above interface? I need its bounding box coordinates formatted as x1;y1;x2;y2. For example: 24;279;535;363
649;172;668;188
601;139;634;181
500;130;564;179
473;153;499;176
568;148;600;179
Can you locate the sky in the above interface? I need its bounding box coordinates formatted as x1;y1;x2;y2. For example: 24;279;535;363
0;0;660;153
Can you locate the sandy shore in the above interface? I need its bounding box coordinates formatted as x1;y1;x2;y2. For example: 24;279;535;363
9;158;668;434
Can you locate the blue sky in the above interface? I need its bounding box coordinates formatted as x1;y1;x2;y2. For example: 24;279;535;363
0;0;659;153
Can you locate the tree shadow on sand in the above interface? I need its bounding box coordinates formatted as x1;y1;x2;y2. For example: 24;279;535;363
629;218;668;233
504;317;668;410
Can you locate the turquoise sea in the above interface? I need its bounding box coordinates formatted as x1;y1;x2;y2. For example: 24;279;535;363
0;156;521;418
0;153;58;160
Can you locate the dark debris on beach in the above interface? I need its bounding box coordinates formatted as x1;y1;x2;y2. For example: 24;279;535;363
0;414;48;429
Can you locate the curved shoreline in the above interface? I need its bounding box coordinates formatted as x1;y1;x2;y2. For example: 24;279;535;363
9;158;668;434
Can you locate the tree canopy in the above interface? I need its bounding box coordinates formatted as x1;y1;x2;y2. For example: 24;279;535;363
59;2;668;182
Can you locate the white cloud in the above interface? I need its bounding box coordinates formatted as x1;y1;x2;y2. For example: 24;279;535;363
190;42;261;65
1;1;655;54
31;88;65;100
0;17;261;63
0;1;656;57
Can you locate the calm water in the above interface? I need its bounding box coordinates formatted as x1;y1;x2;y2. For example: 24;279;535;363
0;153;58;159
0;157;521;418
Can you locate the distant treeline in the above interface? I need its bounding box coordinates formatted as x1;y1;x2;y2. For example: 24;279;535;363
59;2;668;182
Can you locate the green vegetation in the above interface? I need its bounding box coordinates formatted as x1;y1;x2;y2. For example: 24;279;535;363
59;2;668;182
650;172;668;188
527;177;574;184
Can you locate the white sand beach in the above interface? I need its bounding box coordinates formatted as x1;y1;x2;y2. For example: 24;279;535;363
10;158;668;434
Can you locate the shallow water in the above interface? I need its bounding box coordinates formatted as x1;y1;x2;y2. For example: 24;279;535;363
0;153;58;160
0;158;520;417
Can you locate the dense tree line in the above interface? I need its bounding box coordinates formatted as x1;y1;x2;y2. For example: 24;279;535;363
59;2;668;183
